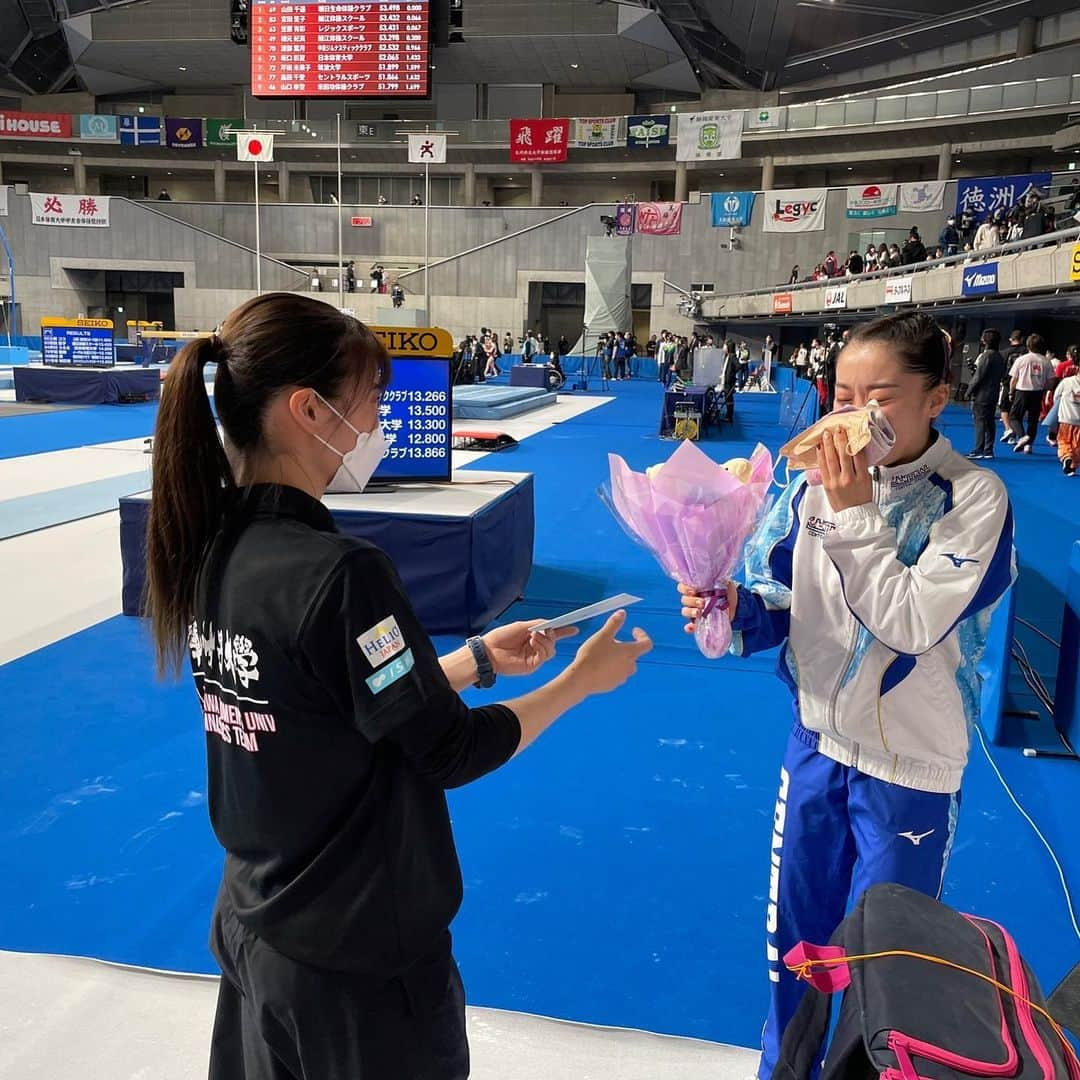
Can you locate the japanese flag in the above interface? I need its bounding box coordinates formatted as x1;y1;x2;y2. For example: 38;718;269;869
237;132;275;162
408;133;447;164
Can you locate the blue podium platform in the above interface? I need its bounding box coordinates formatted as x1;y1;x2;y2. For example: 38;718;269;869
118;471;535;637
13;365;160;405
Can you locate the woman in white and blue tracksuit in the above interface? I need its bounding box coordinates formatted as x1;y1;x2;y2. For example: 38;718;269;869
679;312;1015;1078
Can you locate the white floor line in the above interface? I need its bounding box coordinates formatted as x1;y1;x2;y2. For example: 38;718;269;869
0;443;152;500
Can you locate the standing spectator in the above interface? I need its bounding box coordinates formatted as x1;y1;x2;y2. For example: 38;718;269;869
483;335;500;379
719;340;737;421
967;329;1007;459
345;261;357;294
369;264;384;294
675;337;693;383
658;332;677;386
761;334;777;386
846;250;864;275
411;193;423;206
1044;345;1078;439
1009;334;1054;452
1052;366;1080;475
1000;330;1026;444
823;331;844;416
788;265;800;285
794;342;810;380
886;243;903;268
390;283;405;309
902;228;927;265
823;251;840;278
646;334;658;363
377;193;388;206
614;332;631;380
157;188;172;201
503;332;514;355
958;207;978;247
864;244;879;272
973;217;999;251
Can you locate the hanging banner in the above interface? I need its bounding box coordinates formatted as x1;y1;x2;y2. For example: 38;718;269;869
0;110;72;140
165;117;204;149
510;118;569;163
614;203;636;236
0;185;7;217
626;114;670;149
746;106;785;131
773;293;793;314
570;117;623;149
635;201;683;236
955;172;1052;223
884;276;913;304
899;181;946;213
961;262;999;297
119;115;162;146
846;183;898;219
763;188;828;233
676;111;744;162
408;133;447;163
79;115;118;142
206;118;245;147
31;192;110;228
825;284;848;309
711;191;755;228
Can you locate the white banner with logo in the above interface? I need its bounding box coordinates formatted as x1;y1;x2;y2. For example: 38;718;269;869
846;183;898;218
30;192;110;227
407;132;447;163
746;107;785;131
899;181;947;213
570;117;623;149
676;111;744;162
884;276;913;304
763;188;828;233
824;284;848;309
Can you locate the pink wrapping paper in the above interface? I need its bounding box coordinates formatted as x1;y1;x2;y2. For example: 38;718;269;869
603;441;773;657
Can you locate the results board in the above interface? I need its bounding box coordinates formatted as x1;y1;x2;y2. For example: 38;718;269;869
40;318;115;368
374;356;451;483
251;0;430;98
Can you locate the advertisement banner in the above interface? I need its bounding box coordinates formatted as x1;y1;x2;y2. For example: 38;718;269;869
614;203;636;237
763;188;828;233
846;183;898;219
206;118;245;147
746;107;785;131
1071;244;1080;282
635;201;683;236
773;293;793;314
510;118;569;163
711;191;755;228
676;111;744;162
30;192;110;228
884;276;913;304
408;133;447;163
955;172;1052;223
79;115;118;142
351;216;373;227
961;262;999;297
119;115;162;146
570;117;623;149
825;284;848;309
626;114;670;149
165;117;204;149
899;181;946;213
0;110;72;140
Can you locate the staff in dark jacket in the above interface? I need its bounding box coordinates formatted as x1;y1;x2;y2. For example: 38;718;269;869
144;293;652;1080
967;328;1007;459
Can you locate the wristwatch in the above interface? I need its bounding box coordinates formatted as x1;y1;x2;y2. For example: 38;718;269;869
466;636;496;689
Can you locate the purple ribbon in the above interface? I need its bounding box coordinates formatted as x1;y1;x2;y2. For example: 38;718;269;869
699;587;730;620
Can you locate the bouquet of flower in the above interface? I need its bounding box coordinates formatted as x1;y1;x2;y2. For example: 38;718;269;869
602;440;773;658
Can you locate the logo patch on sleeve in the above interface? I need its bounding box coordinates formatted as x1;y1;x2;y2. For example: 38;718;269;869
365;649;415;695
357;616;406;668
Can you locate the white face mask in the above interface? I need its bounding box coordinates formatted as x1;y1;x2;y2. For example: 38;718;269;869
311;391;386;494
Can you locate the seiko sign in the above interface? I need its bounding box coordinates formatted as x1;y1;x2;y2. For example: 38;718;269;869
370;326;453;357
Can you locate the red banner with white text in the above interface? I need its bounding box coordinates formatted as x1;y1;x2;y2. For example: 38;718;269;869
509;118;569;163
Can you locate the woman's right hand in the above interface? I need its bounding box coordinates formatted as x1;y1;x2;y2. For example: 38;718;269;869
678;581;738;635
566;610;652;695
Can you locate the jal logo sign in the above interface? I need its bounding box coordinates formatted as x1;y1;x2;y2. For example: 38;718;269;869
825;285;848;309
961;262;999;296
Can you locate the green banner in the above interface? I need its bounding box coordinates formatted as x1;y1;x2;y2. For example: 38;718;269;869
206;118;244;147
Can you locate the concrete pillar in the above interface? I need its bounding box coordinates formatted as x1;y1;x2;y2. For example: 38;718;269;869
73;155;87;192
1017;16;1037;58
761;155;775;191
674;160;688;202
278;161;290;203
530;169;543;207
464;163;476;206
214;160;226;203
541;84;555;118
937;144;952;181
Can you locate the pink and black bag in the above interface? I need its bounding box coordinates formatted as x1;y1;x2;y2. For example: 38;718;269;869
773;883;1080;1080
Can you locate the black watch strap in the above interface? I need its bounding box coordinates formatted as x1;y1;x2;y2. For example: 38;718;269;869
466;636;496;689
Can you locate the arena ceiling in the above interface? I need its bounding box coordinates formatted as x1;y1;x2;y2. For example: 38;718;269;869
0;0;1078;98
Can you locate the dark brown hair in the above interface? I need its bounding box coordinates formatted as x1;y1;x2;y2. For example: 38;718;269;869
145;293;389;677
1026;333;1047;355
846;311;953;388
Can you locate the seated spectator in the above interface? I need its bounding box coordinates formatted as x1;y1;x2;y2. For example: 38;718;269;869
864;243;879;272
823;250;840;277
886;243;903;268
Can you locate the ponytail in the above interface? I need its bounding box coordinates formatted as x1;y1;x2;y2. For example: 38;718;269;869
146;335;234;677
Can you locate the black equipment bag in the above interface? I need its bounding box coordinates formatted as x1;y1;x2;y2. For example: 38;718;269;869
773;883;1079;1080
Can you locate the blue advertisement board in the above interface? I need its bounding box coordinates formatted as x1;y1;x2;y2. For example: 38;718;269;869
375;357;451;482
955;172;1051;222
711;191;755;227
961;262;999;297
41;320;115;368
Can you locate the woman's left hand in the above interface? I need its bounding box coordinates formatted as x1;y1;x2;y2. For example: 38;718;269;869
817;429;874;513
482;621;579;677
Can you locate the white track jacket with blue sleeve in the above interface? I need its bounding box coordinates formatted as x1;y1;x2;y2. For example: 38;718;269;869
731;432;1015;795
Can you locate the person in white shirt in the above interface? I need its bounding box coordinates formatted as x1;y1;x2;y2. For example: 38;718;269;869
973;218;999;251
1053;370;1080;475
1009;334;1054;452
795;343;810;379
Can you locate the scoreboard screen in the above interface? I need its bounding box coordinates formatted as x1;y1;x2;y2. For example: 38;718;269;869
374;357;451;483
251;0;431;98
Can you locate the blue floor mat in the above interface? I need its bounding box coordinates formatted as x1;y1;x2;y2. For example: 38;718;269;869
0;402;159;460
0;379;1077;1048
0;471;150;539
